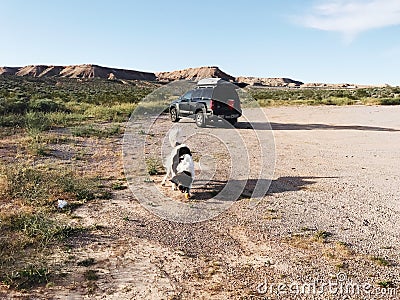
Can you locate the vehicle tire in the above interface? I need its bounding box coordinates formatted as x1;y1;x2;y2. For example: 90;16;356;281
170;107;180;122
195;111;206;127
228;118;238;126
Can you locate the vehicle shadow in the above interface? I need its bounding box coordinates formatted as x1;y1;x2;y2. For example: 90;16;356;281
235;121;399;132
158;113;399;132
192;176;336;201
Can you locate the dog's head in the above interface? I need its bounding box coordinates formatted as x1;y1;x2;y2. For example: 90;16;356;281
178;184;190;194
170;170;193;191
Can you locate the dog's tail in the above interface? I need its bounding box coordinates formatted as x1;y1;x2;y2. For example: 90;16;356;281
168;127;182;147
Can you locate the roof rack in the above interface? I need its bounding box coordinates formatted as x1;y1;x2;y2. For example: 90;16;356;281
197;78;228;86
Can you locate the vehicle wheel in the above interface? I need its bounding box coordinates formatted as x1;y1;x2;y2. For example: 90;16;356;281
228;118;238;126
195;111;206;127
170;107;180;122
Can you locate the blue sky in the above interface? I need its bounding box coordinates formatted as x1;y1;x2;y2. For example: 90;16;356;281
1;0;399;85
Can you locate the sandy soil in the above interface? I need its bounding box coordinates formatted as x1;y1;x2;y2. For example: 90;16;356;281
4;105;400;299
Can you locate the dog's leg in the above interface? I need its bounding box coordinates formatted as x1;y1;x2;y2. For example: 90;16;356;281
171;182;178;191
161;174;167;186
161;166;170;186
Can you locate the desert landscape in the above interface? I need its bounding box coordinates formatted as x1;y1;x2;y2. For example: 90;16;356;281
0;64;385;89
0;68;399;299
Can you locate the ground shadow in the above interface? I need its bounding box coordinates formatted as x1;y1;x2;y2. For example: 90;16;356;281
172;116;239;128
235;121;399;132
157;113;399;132
192;176;336;201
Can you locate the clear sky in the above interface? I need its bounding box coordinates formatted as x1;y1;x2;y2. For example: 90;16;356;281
1;0;399;85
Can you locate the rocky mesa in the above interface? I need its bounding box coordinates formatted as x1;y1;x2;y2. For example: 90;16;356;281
3;64;376;88
235;76;303;87
156;66;235;82
0;64;304;87
0;64;156;81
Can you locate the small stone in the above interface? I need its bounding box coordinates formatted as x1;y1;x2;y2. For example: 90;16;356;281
58;199;68;209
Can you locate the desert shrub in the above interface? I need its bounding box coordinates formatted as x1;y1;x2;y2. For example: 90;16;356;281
71;124;122;138
46;112;88;127
379;98;400;105
83;103;137;122
6;213;63;244
321;97;357;106
25;112;51;134
0;97;28;114
1;264;50;290
28;98;68;113
0;98;67;115
0;163;111;207
355;89;371;98
0;113;25;127
146;157;163;175
0;208;87;289
1;165;53;206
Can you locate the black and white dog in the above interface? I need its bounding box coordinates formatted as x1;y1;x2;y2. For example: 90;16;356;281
161;128;195;199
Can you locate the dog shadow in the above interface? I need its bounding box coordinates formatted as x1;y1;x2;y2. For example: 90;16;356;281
234;121;399;132
192;176;336;201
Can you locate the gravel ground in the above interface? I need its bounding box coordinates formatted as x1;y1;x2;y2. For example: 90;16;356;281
4;105;400;300
266;105;400;255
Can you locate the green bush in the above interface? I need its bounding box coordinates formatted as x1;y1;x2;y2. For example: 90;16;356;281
0;97;28;114
71;124;122;138
0;113;25;127
83;103;137;122
2;264;50;290
29;98;68;113
25;112;51;134
46;112;88;127
379;98;400;105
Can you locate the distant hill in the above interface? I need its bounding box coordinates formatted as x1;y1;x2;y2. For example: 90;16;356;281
0;64;156;81
156;66;235;82
236;76;303;87
1;64;381;88
0;67;21;75
0;64;305;87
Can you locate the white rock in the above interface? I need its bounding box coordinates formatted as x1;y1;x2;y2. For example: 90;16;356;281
58;199;68;209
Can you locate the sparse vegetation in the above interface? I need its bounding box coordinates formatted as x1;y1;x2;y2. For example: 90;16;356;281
377;280;395;288
0;161;111;289
111;181;127;190
247;86;400;107
83;269;99;281
314;230;332;242
71;124;122;138
3;265;50;290
77;258;96;267
0;163;109;206
146;157;163;175
370;256;391;266
0;76;157;130
0;76;155;290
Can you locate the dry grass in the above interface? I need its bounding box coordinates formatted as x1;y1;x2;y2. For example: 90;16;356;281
0;144;113;289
